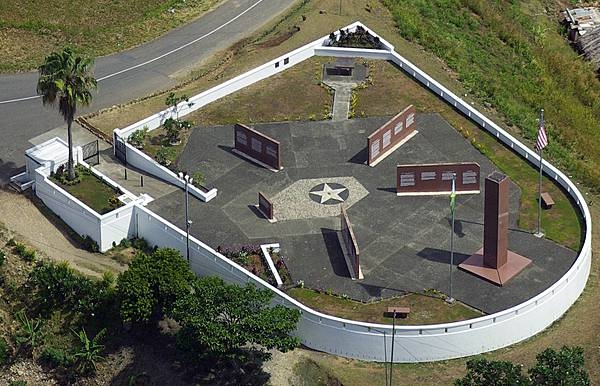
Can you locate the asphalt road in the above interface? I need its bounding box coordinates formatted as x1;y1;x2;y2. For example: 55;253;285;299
0;0;294;185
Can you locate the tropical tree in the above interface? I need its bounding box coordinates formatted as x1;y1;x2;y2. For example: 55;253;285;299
116;248;195;324
529;346;590;386
172;276;300;364
37;48;97;180
455;357;529;386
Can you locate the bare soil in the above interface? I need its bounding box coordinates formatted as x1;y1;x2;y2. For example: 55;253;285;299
0;189;126;278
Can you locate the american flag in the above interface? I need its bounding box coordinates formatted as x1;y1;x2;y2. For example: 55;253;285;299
535;109;548;152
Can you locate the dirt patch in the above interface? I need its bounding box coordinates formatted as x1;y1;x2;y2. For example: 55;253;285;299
0;189;125;277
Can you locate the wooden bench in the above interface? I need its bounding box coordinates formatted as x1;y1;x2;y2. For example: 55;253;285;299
385;307;411;318
541;192;555;210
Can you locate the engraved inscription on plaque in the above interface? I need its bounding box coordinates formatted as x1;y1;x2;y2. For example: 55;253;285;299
442;171;455;181
405;113;415;127
266;145;277;158
462;170;478;185
371;139;381;157
394;121;404;135
420;171;436;181
383;130;392;148
400;173;416;187
236;130;247;146
251;137;262;153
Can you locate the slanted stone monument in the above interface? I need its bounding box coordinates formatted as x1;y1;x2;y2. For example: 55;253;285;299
341;205;363;280
233;123;282;171
257;191;276;222
459;172;532;286
368;105;418;166
396;162;480;196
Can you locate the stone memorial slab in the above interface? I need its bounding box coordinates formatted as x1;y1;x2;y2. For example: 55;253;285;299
367;105;418;166
396;162;481;196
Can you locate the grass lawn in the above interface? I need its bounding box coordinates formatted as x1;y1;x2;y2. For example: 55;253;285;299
287;288;483;325
0;0;221;72
52;169;122;215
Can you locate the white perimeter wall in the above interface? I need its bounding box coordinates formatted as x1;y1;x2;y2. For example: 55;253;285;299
34;161;139;253
106;22;591;362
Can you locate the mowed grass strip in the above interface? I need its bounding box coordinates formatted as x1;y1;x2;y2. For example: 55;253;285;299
287;288;483;325
0;0;221;72
52;172;121;215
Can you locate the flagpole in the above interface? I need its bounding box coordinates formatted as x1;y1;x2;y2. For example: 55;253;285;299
447;173;456;304
535;109;545;238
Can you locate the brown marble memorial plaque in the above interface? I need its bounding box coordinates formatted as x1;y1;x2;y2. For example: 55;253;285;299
396;163;481;195
367;105;417;166
258;191;274;220
341;206;363;280
234;123;282;171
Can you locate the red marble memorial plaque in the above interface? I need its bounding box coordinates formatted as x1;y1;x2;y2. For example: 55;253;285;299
396;163;480;196
234;123;281;171
258;191;274;220
367;105;417;166
341;206;362;279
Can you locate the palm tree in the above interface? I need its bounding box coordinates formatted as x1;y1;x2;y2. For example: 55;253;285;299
37;48;97;180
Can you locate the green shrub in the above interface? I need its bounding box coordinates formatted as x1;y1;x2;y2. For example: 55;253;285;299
9;381;27;386
0;337;10;365
6;238;16;247
40;346;73;368
156;146;177;166
12;242;36;262
82;235;99;253
127;126;149;148
0;250;6;266
191;171;205;188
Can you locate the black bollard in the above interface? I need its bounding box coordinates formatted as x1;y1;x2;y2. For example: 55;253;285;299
124;168;128;180
140;175;144;187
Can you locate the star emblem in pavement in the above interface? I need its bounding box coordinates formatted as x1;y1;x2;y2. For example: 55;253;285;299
309;182;349;205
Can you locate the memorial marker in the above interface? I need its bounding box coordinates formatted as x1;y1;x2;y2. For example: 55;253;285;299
396;163;481;196
458;172;532;286
340;206;363;280
233;123;282;172
257;191;276;222
367;105;418;166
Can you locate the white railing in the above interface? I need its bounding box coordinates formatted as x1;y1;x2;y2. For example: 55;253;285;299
103;22;591;362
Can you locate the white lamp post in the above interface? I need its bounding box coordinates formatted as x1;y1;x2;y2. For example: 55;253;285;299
178;172;193;263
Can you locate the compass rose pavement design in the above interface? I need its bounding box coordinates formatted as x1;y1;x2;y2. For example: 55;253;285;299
309;182;349;205
270;177;369;221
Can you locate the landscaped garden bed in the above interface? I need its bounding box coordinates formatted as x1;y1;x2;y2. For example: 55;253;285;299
218;244;293;287
50;165;124;215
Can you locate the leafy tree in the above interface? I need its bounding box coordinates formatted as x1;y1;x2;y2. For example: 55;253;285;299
71;328;106;375
165;92;192;120
37;48;97;180
455;357;529;386
116;248;195;323
529;346;590;386
172;276;300;363
29;261;114;318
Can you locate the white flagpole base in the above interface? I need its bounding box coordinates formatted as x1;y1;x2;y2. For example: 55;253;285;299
533;231;545;238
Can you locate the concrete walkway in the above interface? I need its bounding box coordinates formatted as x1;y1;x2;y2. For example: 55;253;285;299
94;149;178;201
323;81;357;121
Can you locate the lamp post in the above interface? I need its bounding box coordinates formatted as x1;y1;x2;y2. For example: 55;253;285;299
447;173;457;304
178;172;193;263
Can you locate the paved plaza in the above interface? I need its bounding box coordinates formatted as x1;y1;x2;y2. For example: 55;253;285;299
148;114;576;314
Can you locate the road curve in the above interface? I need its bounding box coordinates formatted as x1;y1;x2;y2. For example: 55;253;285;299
0;0;294;184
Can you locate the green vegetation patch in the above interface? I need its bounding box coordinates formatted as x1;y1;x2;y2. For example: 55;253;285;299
287;288;483;325
382;0;600;193
51;167;123;215
0;0;221;72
